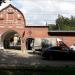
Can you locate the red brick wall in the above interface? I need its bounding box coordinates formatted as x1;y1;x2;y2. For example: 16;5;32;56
55;36;75;47
1;4;75;49
0;4;25;36
62;36;75;46
0;4;48;38
25;27;48;38
0;4;49;50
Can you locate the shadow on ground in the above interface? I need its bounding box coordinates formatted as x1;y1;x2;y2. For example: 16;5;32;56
0;49;75;67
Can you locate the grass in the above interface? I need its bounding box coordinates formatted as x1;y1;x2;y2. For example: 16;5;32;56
0;65;75;75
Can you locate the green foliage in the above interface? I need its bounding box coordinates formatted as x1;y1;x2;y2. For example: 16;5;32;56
1;66;75;75
48;24;57;30
49;15;75;31
56;15;75;30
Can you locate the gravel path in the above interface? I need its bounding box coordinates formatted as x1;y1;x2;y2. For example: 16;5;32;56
0;49;75;67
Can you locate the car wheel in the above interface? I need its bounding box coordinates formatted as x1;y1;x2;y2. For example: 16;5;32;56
49;55;53;60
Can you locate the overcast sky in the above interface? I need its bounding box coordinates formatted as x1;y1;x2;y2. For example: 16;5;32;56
1;0;75;26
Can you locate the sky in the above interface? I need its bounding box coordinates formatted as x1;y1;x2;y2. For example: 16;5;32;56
0;0;75;26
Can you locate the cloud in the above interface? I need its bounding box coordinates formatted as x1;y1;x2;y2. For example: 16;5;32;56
12;0;59;25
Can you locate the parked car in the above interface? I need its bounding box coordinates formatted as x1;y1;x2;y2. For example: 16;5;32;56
41;46;75;60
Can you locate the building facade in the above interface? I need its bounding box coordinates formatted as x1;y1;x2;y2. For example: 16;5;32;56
48;31;75;47
0;4;48;51
0;4;75;51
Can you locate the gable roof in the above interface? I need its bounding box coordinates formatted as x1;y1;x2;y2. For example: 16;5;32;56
0;4;26;25
0;4;20;13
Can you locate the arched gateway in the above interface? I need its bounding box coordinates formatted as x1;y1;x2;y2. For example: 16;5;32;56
0;4;75;51
0;4;49;51
0;4;26;51
1;30;21;50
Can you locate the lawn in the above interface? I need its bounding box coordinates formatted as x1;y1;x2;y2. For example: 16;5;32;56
0;65;75;75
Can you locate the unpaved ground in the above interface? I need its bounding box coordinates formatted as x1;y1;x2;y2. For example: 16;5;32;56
0;49;75;67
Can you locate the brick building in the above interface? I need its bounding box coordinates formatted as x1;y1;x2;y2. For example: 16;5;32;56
48;31;75;47
0;4;75;51
0;4;48;51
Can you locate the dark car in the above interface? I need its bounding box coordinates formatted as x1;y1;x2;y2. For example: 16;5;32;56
41;46;75;60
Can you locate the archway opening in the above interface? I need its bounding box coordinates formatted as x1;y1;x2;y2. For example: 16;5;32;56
26;38;34;50
1;30;21;50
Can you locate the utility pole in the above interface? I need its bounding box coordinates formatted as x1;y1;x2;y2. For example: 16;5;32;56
46;21;48;26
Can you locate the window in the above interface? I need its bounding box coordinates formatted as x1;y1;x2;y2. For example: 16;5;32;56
50;47;61;50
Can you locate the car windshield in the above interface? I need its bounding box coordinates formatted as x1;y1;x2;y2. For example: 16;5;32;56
48;46;61;50
49;46;70;51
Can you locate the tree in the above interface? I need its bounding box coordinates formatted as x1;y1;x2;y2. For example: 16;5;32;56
48;15;75;31
56;15;75;30
0;0;6;6
70;16;75;27
56;15;65;30
48;24;56;30
0;0;11;6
